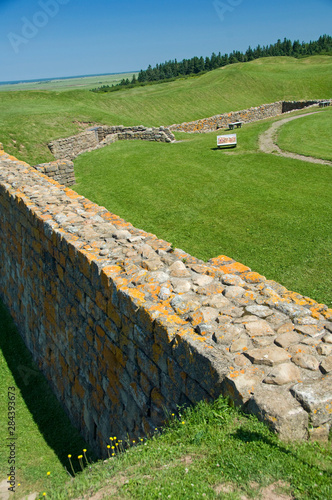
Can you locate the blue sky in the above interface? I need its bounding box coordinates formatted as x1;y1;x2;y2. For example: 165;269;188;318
0;0;331;82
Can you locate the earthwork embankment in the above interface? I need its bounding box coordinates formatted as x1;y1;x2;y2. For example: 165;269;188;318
168;100;328;133
0;138;331;457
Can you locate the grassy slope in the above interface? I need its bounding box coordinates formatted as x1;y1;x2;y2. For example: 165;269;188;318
95;55;332;125
0;56;331;164
74;115;332;306
277;106;332;161
40;398;332;500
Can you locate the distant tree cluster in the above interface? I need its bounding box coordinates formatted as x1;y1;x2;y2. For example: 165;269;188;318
91;35;332;93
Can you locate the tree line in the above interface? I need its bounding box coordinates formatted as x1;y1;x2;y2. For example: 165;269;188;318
91;35;332;93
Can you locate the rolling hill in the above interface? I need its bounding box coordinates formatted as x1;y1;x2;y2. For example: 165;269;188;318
0;55;331;164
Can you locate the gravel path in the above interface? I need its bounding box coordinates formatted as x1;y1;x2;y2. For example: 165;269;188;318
259;111;332;166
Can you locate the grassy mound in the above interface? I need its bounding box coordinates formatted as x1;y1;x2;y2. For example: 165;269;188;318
277;106;332;161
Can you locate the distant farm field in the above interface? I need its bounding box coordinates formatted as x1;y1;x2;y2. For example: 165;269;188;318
277;106;332;161
0;55;331;165
0;72;138;92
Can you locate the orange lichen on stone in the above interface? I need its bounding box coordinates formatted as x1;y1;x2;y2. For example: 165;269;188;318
190;310;204;326
243;291;256;301
102;265;123;277
123;287;146;303
323;308;332;320
137;283;161;298
243;271;265;283
164;314;187;326
63;188;81;199
219;261;251;274
209;255;233;267
284;291;310;306
310;306;324;319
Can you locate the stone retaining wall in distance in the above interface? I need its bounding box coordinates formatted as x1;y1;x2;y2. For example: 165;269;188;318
168;100;329;133
49;126;176;160
0;147;331;459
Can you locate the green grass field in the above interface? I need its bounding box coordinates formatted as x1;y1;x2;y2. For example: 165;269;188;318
0;55;331;165
277;106;332;161
0;72;137;92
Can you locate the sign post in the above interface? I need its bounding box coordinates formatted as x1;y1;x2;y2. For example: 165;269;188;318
217;134;237;148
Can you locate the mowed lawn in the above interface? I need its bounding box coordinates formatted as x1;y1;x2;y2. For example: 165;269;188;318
74;118;332;307
277;106;332;161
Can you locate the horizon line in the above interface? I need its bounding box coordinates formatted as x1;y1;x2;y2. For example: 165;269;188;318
0;70;138;86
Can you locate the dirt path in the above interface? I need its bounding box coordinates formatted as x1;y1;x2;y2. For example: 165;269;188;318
259;111;332;166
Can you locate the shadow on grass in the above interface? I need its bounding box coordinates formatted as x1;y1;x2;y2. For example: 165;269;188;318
0;298;97;472
232;428;331;478
210;146;237;151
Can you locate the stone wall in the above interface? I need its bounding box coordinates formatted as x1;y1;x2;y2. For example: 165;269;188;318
281;100;323;113
0;148;331;458
49;126;176;161
33;159;75;186
168;100;326;133
49;130;99;160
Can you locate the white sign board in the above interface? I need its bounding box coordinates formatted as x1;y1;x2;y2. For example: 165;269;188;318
217;134;237;147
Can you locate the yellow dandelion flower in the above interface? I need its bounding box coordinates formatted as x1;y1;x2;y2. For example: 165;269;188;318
68;454;71;458
47;472;51;476
83;449;87;452
107;445;110;449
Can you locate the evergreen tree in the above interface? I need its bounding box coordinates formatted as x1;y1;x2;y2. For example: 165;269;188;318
91;35;332;93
